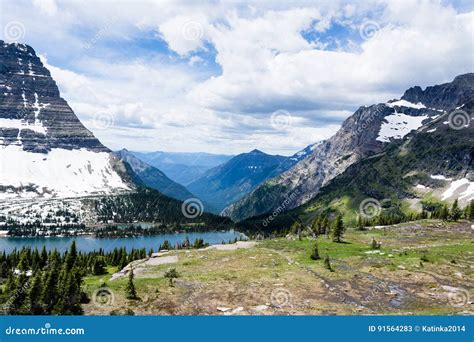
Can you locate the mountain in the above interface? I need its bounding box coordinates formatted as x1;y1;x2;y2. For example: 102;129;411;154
187;149;293;213
0;41;135;199
0;41;231;229
114;149;195;202
239;94;474;233
130;151;233;185
227;74;474;221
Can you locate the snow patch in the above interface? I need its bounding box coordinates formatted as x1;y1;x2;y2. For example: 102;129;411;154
441;178;474;201
416;184;429;189
0;118;46;135
0;146;131;199
430;175;452;181
386;100;426;109
376;112;428;142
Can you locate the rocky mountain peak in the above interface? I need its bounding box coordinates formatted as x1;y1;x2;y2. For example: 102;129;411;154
0;40;107;153
0;41;134;200
401;73;474;110
225;74;474;221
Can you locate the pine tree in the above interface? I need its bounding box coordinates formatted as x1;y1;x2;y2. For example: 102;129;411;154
466;200;474;220
323;255;333;271
64;241;77;271
439;204;449;221
125;269;138;300
5;271;16;295
161;240;171;251
322;216;330;238
92;257;107;275
119;254;128;270
311;217;320;236
164;268;179;287
41;261;60;314
310;243;320;260
28;271;43;314
450;199;461;221
39;246;48;269
332;215;345;243
357;215;365;230
10;273;28;314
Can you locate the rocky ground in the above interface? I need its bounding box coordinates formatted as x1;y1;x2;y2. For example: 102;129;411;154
82;220;473;315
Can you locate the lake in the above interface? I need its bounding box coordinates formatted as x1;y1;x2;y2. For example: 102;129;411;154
0;230;245;253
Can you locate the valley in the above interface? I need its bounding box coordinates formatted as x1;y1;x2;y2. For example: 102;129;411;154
81;220;473;316
0;40;472;318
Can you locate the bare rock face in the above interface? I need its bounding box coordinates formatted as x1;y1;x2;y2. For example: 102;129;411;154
0;41;134;200
0;41;107;153
226;74;474;221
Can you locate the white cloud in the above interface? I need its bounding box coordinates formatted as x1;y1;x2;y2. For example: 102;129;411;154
2;0;473;155
187;2;473;115
32;0;57;15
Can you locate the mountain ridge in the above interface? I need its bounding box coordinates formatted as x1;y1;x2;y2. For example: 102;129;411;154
226;73;474;221
114;149;196;202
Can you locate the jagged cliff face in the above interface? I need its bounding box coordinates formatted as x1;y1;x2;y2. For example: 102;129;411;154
0;41;133;199
0;41;107;152
227;74;474;221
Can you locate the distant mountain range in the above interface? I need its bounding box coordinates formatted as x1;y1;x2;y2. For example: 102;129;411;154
114;149;195;202
130;151;233;185
186;146;318;214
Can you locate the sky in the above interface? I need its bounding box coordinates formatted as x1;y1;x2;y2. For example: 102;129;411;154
1;0;473;155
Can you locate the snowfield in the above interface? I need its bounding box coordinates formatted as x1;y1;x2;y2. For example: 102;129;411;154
0;146;131;199
376;112;428;142
386;100;426;109
442;178;474;202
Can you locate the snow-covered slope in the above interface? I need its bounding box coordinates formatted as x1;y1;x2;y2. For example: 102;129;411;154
0;41;134;201
0;146;130;199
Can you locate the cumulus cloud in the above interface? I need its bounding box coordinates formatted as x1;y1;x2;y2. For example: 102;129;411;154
1;0;473;155
188;2;473;115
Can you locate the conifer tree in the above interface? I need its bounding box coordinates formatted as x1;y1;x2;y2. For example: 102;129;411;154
450;199;461;221
322;216;330;238
164;268;179;287
466;200;474;220
332;215;345;243
323;255;333;271
28;271;43;315
310;243;320;260
125;269;138;300
92;257;107;275
439;204;449;221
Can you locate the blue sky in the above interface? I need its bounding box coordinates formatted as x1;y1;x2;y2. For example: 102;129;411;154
1;0;473;155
